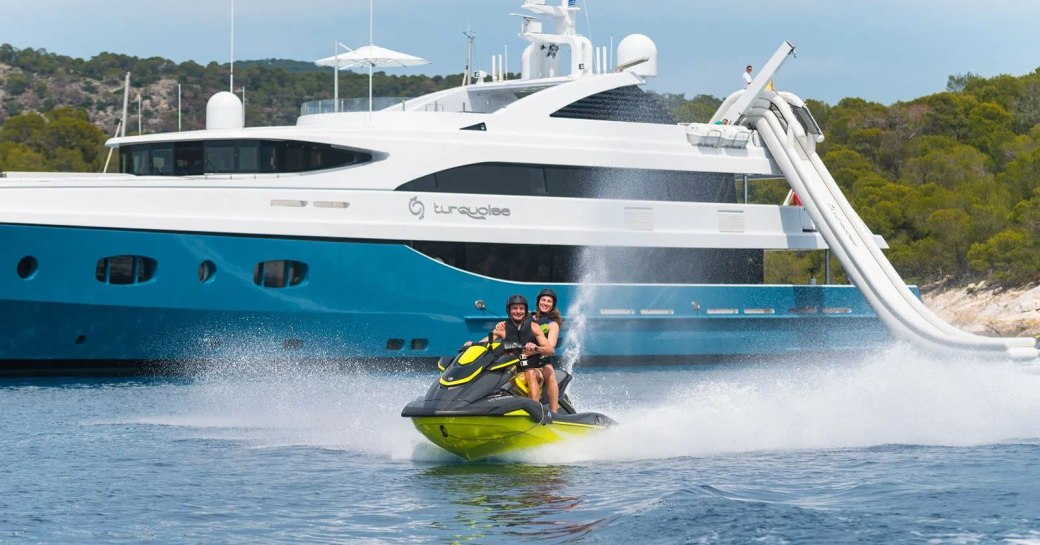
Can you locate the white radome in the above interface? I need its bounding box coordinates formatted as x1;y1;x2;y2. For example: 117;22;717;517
206;91;244;130
616;34;658;78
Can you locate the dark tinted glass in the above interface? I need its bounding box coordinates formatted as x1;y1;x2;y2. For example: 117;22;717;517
118;140;370;176
410;241;762;284
397;163;735;203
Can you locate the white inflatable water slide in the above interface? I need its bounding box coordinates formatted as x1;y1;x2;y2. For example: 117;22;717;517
699;42;1038;360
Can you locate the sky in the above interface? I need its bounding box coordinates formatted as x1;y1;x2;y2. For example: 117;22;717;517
3;0;1040;105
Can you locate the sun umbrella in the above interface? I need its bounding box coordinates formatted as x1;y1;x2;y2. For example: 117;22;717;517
315;45;430;113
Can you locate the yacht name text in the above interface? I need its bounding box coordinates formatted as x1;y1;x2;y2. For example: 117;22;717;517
409;196;511;221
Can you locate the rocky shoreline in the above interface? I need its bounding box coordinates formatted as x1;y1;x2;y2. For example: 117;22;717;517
922;283;1040;339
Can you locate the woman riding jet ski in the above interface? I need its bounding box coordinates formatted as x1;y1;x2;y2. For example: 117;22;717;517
401;295;615;461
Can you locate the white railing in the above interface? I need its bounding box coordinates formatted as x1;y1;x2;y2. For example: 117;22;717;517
300;97;414;116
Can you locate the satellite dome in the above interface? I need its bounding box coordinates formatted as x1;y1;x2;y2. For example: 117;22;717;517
206;91;244;130
616;34;658;78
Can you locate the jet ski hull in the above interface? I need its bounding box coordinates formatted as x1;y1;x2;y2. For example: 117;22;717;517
411;413;609;461
402;342;615;460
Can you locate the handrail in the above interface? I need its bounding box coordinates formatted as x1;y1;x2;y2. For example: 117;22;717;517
300;97;414;116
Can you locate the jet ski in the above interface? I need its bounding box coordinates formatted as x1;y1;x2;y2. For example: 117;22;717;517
401;340;615;461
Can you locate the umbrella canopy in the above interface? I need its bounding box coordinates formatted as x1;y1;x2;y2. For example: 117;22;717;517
315;45;429;69
315;44;430;115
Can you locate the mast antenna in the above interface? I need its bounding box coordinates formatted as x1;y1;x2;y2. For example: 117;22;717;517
463;24;476;87
230;0;235;93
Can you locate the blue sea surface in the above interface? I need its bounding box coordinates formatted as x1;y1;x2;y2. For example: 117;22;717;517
3;346;1040;544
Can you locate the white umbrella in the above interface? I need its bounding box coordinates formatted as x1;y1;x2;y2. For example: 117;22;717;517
316;45;429;69
315;45;429;113
314;0;431;114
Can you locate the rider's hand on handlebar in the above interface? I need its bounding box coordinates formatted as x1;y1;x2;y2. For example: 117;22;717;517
524;342;537;355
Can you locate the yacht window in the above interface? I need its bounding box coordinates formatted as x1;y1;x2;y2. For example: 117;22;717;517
396;163;735;203
131;147;148;175
409;241;763;284
95;255;157;285
16;256;38;279
198;260;217;283
238;140;260;172
435;164;546;195
175;143;204;175
253;260;308;288
259;142;280;172
118;140;371;176
204;141;236;173
150;146;174;176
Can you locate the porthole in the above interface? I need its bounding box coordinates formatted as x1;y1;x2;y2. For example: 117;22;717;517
198;260;217;283
74;335;86;345
16;256;38;279
253;260;308;288
410;339;429;351
386;339;404;351
95;255;157;284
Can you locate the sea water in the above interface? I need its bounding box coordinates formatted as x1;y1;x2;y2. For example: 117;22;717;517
2;345;1040;544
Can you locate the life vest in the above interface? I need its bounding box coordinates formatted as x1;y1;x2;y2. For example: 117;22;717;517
532;313;553;336
531;313;560;366
503;315;535;346
503;315;540;366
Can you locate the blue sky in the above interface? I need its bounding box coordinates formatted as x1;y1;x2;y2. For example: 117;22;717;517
4;0;1039;105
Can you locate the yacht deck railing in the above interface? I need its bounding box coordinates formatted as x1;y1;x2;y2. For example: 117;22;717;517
300;98;415;116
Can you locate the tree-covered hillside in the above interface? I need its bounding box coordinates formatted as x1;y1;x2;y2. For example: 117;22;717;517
2;44;1040;288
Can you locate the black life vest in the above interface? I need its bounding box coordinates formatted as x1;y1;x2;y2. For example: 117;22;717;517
503;315;535;346
503;315;541;366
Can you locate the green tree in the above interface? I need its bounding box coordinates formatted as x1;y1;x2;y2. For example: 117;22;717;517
0;141;46;171
968;229;1040;286
670;94;723;123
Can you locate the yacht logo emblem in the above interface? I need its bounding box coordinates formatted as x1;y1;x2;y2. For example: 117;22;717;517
409;195;511;221
408;196;425;220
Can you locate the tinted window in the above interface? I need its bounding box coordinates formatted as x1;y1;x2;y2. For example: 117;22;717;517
259;142;279;173
95;255;157;285
204;141;236;173
253;260;308;288
397;163;736;204
131;147;148;175
238;140;260;172
410;241;762;284
175;143;204;175
119;140;371;176
150;147;174;176
435;164;546;195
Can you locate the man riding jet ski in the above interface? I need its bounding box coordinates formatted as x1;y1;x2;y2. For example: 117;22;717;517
401;294;615;461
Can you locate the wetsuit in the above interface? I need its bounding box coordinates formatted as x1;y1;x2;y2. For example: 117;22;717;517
503;315;544;368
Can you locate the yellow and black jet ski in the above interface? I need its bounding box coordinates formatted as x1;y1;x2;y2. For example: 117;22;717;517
401;341;615;461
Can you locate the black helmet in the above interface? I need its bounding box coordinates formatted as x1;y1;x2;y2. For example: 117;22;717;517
506;294;528;313
536;288;557;312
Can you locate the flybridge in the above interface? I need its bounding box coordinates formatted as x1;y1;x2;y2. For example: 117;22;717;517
298;0;661;118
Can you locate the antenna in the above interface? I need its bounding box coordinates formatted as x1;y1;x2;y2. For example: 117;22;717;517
463;25;476;87
230;0;235;93
120;72;130;138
